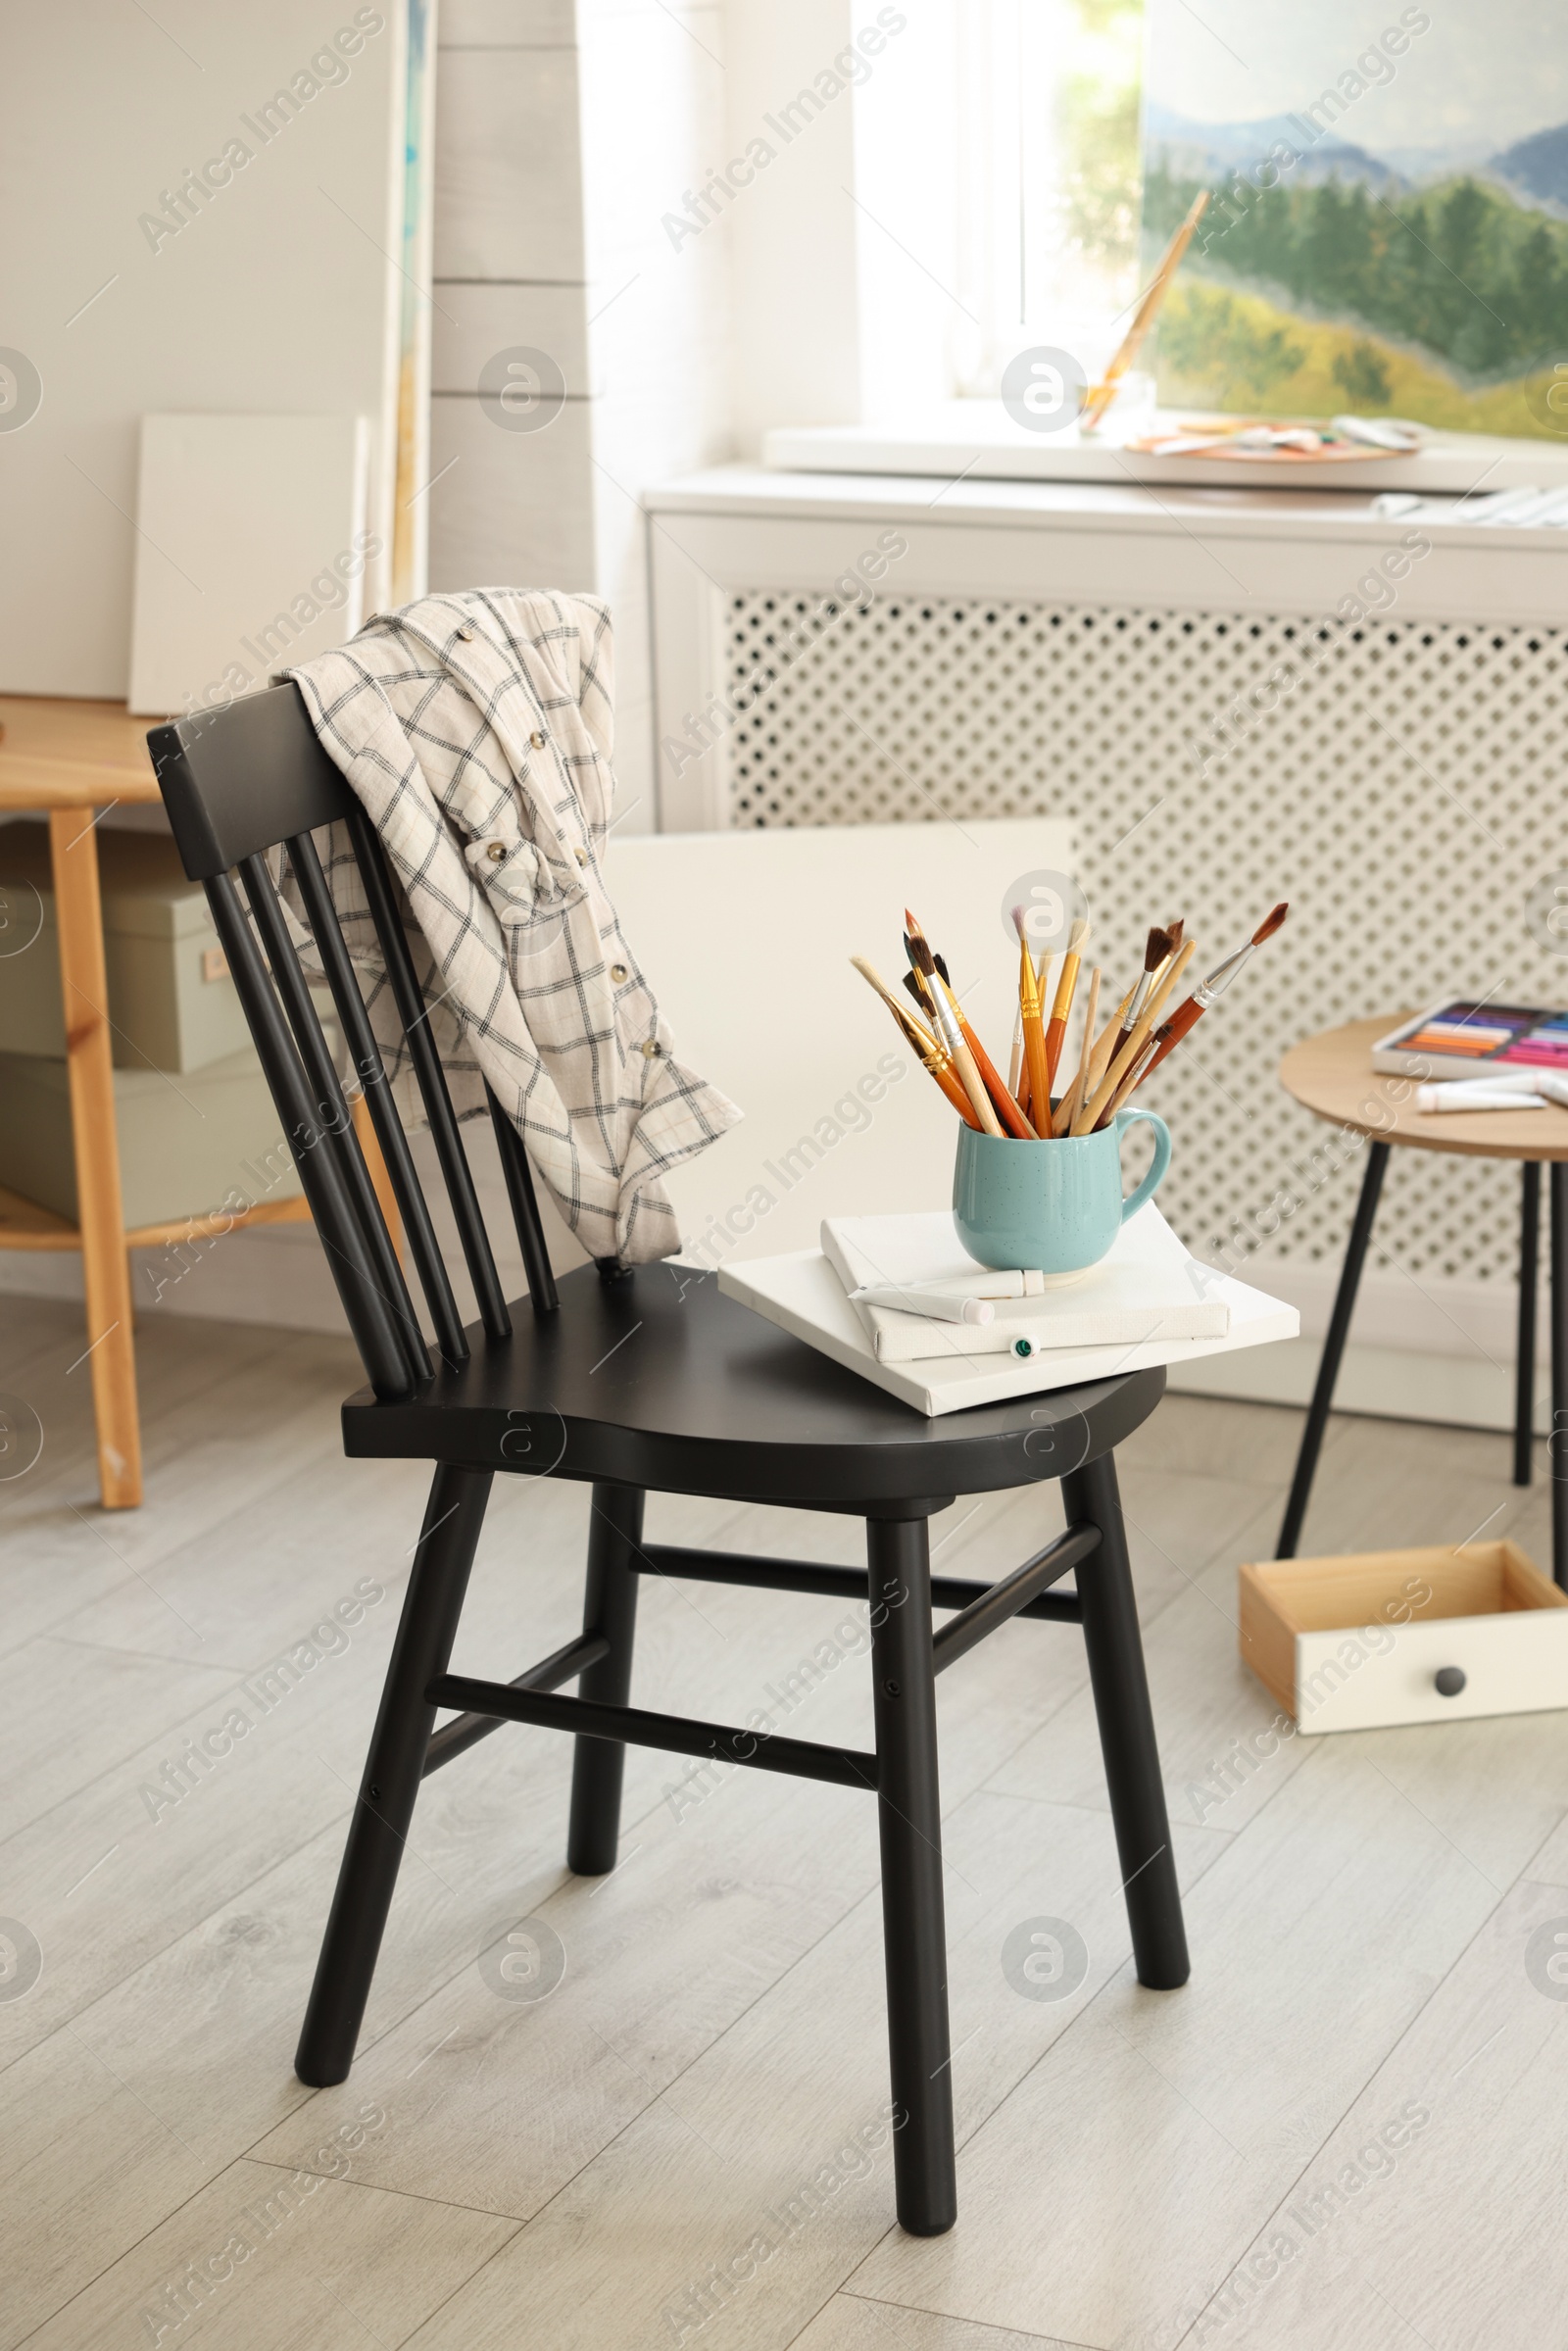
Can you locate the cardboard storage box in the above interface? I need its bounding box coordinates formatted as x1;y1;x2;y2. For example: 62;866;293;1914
0;820;253;1072
1240;1541;1568;1733
0;1046;302;1230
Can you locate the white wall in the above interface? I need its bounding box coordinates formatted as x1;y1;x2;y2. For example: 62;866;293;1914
0;1;402;697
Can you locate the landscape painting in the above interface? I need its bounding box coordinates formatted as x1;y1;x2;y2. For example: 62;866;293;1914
1140;0;1568;435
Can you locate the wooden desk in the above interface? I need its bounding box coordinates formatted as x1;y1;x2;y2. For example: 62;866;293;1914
0;696;313;1508
1278;1016;1568;1584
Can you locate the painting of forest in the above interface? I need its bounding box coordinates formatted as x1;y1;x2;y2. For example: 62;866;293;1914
1140;0;1568;436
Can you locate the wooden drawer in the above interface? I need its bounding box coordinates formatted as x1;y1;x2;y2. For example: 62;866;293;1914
1239;1541;1568;1734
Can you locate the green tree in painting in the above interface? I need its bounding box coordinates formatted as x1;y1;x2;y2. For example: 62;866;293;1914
1144;156;1568;381
1160;286;1305;401
1333;340;1393;405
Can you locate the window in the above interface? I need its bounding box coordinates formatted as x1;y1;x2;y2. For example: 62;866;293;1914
957;0;1146;395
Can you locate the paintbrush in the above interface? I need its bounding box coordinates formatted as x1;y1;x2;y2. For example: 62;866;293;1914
1102;1031;1161;1124
1053;964;1101;1137
851;956;980;1127
902;923;1004;1136
1007;906;1030;1100
905;911;1032;1137
1043;917;1089;1092
1075;939;1197;1133
900;958;1012;1126
1107;925;1173;1070
1074;975;1140;1118
1140;903;1289;1079
1018;927;1052;1134
1082;191;1210;429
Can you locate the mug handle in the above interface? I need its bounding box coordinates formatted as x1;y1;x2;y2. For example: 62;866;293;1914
1114;1107;1171;1224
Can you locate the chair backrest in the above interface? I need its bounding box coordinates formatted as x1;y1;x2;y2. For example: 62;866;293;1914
147;683;558;1402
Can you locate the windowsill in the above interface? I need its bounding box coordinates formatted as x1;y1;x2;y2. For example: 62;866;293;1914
761;402;1568;499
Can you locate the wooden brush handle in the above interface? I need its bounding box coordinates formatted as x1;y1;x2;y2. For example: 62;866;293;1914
951;993;1036;1139
951;1030;1004;1136
929;1055;984;1126
1101;1034;1159;1125
1053;966;1101;1137
1043;952;1081;1090
1075;941;1196;1134
1140;994;1204;1079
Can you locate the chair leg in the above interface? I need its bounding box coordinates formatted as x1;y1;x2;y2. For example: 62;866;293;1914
868;1513;956;2237
565;1483;645;1875
295;1462;493;2086
1063;1449;1190;1991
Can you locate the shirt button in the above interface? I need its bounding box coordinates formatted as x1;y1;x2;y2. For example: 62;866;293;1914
457;624;475;641
485;842;506;863
641;1039;662;1059
611;961;628;983
573;846;588;867
530;730;545;750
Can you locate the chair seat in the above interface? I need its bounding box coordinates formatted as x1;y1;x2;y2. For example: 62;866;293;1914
342;1261;1165;1509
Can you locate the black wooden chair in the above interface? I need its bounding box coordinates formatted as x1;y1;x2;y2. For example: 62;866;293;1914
148;683;1189;2236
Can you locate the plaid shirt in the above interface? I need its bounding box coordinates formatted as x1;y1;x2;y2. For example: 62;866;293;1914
286;588;739;1265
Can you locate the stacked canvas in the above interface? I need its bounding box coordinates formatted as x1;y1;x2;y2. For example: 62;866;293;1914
717;1205;1298;1415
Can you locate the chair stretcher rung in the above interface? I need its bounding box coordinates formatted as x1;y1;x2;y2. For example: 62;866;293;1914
642;1543;1087;1626
931;1523;1101;1675
427;1674;878;1790
422;1632;609;1776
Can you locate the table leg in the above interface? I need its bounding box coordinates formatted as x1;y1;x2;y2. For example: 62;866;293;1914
1516;1162;1540;1489
351;1092;400;1258
1277;1139;1389;1559
1551;1163;1567;1591
49;808;141;1509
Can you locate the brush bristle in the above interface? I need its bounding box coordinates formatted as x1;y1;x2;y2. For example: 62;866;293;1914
901;970;924;1007
904;907;927;943
934;951;951;986
1067;916;1090;953
1252;901;1288;945
906;929;937;977
1144;925;1172;970
1011;905;1028;941
1165;918;1185;953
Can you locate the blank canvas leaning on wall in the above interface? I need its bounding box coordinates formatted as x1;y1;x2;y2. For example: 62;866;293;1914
128;413;371;716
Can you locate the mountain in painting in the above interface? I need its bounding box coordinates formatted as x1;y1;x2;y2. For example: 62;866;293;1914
1487;122;1568;212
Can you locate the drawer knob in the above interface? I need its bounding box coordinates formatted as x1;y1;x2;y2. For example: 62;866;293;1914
1434;1665;1467;1697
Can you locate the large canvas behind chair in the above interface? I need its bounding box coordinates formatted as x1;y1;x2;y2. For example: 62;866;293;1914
607;816;1073;1269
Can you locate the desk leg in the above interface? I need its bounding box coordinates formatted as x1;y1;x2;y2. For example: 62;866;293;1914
50;809;141;1509
1277;1139;1389;1559
1516;1162;1540;1489
1552;1163;1567;1590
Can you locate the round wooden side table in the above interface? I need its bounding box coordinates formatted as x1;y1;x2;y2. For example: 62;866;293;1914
1277;1015;1568;1585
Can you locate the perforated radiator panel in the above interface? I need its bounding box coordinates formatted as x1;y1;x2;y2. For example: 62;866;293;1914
725;591;1567;1285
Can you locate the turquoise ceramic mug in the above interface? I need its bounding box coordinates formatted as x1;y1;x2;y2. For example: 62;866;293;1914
953;1107;1172;1275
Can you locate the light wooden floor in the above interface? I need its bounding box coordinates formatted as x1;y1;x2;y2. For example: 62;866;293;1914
3;1296;1566;2351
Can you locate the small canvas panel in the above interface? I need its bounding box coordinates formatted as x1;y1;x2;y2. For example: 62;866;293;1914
129;414;371;716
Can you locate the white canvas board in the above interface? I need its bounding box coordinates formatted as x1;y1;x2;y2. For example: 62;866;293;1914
819;1206;1231;1361
128;413;371;716
0;6;403;699
605;816;1075;1268
716;1205;1298;1415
